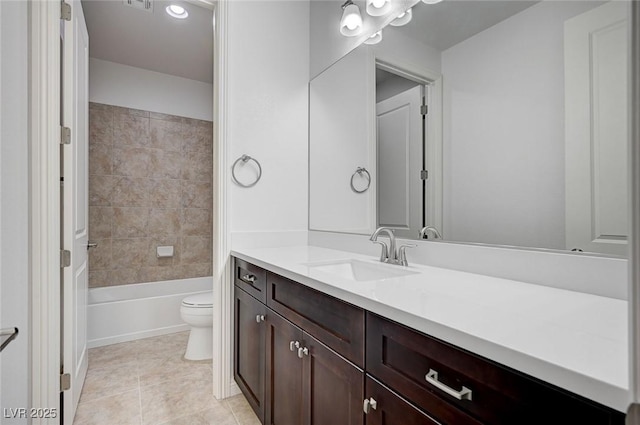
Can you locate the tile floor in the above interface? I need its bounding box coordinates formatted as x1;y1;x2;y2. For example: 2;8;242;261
73;331;260;425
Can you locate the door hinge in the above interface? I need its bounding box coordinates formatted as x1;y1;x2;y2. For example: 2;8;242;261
421;104;428;115
420;170;428;180
60;250;71;268
60;126;71;145
61;1;71;21
60;373;71;391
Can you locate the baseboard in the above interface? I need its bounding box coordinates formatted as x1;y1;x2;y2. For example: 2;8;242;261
228;381;241;398
87;324;190;348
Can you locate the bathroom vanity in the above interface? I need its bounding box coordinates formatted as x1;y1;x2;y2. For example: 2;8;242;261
231;247;627;425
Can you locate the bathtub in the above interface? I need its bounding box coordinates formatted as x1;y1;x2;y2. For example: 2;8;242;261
87;277;212;348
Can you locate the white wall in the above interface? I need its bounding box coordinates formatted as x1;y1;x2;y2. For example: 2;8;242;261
227;1;310;234
89;58;213;121
0;0;30;419
441;1;602;250
372;25;441;75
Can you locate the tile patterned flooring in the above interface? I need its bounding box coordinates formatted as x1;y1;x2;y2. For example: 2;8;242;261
73;332;260;425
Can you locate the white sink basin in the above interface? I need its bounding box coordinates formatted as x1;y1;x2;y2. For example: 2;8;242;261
304;259;419;282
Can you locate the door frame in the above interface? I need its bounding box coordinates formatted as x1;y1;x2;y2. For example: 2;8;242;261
374;57;443;236
629;0;640;420
30;0;63;420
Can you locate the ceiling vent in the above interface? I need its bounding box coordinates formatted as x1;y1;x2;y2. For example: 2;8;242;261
123;0;153;12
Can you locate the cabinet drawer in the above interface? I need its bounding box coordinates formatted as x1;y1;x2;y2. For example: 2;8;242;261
234;258;267;303
266;272;365;368
366;313;624;425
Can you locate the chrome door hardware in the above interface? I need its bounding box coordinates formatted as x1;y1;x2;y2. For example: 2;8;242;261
425;369;472;401
297;346;309;358
255;315;265;323
363;397;378;414
289;340;300;352
87;241;98;250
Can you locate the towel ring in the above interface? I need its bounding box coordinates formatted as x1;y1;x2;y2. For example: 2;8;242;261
350;167;371;193
232;154;262;188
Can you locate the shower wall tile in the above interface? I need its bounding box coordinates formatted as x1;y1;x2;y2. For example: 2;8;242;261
89;206;113;239
113;146;152;177
89;105;114;146
150;118;182;151
181;181;212;209
89;143;113;175
89;102;213;286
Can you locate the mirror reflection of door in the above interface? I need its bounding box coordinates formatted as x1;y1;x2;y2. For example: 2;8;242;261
375;68;425;239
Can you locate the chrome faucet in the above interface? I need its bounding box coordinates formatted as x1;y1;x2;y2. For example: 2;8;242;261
370;227;415;266
419;226;442;240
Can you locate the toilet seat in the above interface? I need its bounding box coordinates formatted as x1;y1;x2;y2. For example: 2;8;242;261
181;292;213;308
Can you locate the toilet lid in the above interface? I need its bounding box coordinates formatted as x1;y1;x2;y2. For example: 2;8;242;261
182;292;213;308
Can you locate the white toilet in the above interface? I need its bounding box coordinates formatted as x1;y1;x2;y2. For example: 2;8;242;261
180;292;213;361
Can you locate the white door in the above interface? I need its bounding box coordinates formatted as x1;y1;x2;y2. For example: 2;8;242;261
376;85;424;239
565;1;629;256
62;0;89;422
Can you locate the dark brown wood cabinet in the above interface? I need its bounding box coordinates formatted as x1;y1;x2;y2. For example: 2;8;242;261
233;257;626;425
233;287;266;422
235;258;268;303
303;333;364;425
235;258;365;425
366;312;625;425
266;271;365;368
265;310;303;425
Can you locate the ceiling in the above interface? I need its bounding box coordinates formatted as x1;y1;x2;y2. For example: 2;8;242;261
82;0;214;83
396;0;539;51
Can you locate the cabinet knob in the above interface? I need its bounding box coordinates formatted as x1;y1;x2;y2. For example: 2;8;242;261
363;397;377;414
289;340;300;352
255;314;265;323
297;346;309;359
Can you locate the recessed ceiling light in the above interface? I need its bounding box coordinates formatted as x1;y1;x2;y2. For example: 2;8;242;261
166;4;188;19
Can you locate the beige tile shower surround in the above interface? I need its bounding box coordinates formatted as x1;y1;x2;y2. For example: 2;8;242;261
73;332;260;425
88;103;213;287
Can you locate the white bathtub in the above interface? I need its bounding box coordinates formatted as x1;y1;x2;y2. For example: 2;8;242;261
87;277;212;348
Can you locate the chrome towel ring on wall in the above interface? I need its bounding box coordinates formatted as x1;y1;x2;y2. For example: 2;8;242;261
350;167;371;193
232;154;262;188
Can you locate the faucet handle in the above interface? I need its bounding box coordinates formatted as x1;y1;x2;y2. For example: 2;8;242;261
372;241;389;262
397;244;417;266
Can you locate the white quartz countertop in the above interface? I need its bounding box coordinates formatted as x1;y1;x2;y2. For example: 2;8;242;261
231;245;629;412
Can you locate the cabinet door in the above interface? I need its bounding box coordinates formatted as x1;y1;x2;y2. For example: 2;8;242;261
266;311;303;425
302;333;364;425
234;287;266;422
365;376;441;425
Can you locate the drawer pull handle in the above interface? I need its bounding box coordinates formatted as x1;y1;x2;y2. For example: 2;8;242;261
425;369;472;401
255;314;265;323
363;397;377;414
241;274;257;284
298;346;309;358
289;340;300;352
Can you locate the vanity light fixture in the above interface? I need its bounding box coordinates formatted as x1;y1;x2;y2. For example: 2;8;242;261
389;7;412;26
366;0;391;17
166;4;188;19
340;0;363;37
364;30;383;45
422;0;443;3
